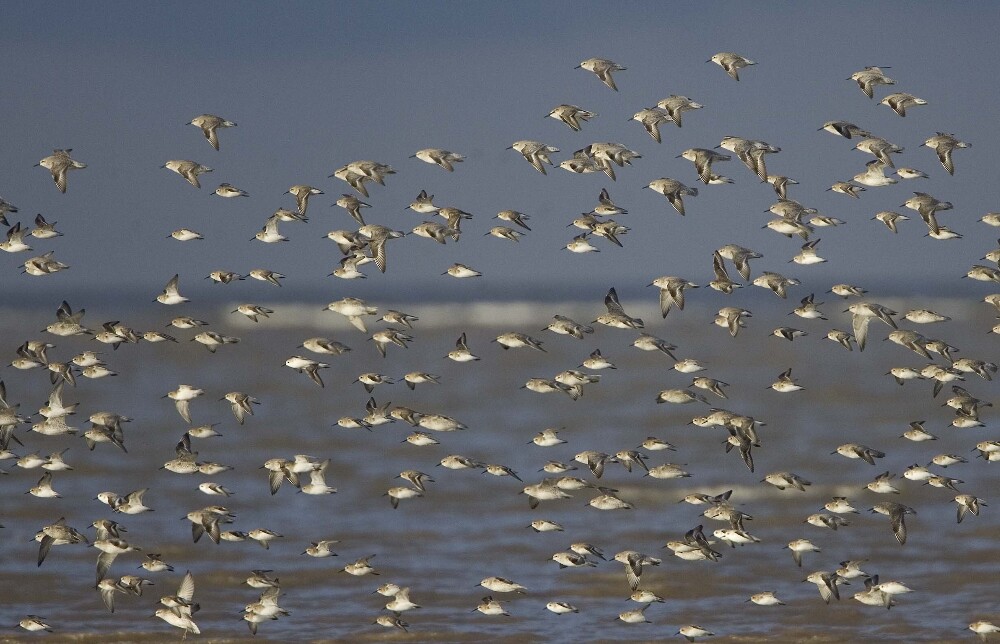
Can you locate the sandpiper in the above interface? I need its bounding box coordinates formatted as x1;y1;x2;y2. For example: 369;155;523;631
709;52;755;80
37;149;86;193
576;57;625;90
188;113;236;150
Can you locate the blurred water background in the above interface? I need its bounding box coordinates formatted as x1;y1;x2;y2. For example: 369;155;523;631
0;292;996;642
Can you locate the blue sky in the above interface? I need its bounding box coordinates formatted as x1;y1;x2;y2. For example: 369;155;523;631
2;2;999;305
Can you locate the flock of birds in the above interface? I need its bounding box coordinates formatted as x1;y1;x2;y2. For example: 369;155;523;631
2;50;1000;641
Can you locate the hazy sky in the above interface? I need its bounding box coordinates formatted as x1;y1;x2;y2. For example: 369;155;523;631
2;2;999;307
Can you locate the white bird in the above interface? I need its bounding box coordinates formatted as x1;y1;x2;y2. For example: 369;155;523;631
510;140;558;174
188;114;236;150
37;149;86;193
576;57;626;91
411;148;465;171
163;159;212;188
156;571;199;636
880;92;928;117
547;104;596;131
155;274;188;305
709;52;755;80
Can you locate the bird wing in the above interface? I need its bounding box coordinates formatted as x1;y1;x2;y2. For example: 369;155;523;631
604;288;626;316
177;571;195;603
175;399;191;424
937;147;955;175
890;509;907;545
37;534;54;567
852;315;871;352
202;126;220;151
96;551;117;584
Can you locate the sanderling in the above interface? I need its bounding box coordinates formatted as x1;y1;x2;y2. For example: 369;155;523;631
411;148;465;171
20;616;53;633
37;149;86;193
645;177;697;215
163;159;212;188
546;601;578;614
870;501;916;544
531;428;566;447
631;108;671;143
547;104;596;131
595;287;643;329
188;113;235;150
970;621;1000;640
805;570;846;604
656;95;703;127
618;604;651;624
748;591;785;606
576;57;625;90
678;624;715;640
880;92;927;117
709;52;755;80
475;595;509;616
213;182;248;198
325;296;378;333
763;471;810;491
849;65;895;98
446;332;479;362
787;539;820;568
529;519;563;532
509;140;558;174
650;276;698;317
